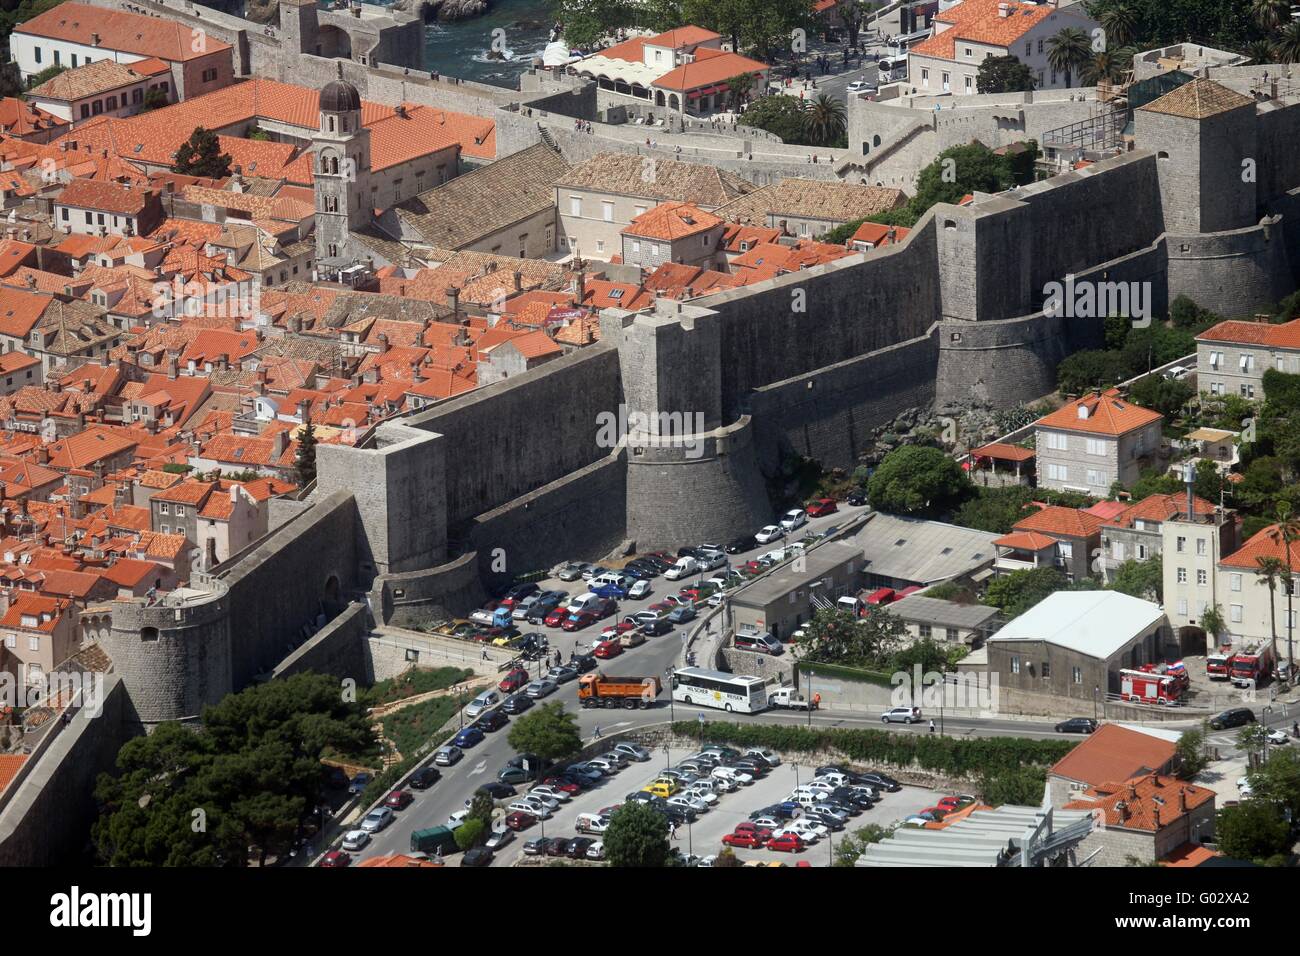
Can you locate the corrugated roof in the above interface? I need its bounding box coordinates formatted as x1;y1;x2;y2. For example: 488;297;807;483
988;590;1164;659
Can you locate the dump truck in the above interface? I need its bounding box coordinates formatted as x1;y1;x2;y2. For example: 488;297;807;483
577;673;662;708
410;825;458;856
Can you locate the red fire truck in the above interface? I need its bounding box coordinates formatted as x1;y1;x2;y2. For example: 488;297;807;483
1120;668;1185;705
1206;651;1232;680
1229;644;1275;688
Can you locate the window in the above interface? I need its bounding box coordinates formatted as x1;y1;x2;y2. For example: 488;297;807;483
80;104;89;119
1085;438;1106;456
631;240;640;254
1197;570;1207;586
106;95;117;110
942;72;950;91
1038;38;1044;53
61;207;68;221
918;624;932;638
635;205;647;217
1196;538;1207;556
1086;469;1106;486
1058;542;1073;559
1025;42;1031;56
160;525;169;534
1137;544;1148;559
159;503;169;515
1176;536;1186;553
202;68;218;82
921;68;929;86
945;628;958;642
28;636;39;651
1209;350;1222;368
1241;384;1255;399
1231;604;1243;623
596;240;604;253
1010;656;1020;674
176;506;186;517
1072;667;1082;684
1041;661;1050;679
1177;567;1187;583
1210;381;1225;396
1177;598;1188;616
1231;573;1242;592
1044;432;1068;451
1046;463;1067;482
964;76;972;91
602;201;614;222
1240;354;1254;372
569;196;581;217
3;635;12;648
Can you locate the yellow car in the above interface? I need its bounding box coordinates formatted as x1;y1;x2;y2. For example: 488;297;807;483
641;780;678;798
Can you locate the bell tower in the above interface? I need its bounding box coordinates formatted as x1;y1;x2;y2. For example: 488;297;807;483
312;64;371;265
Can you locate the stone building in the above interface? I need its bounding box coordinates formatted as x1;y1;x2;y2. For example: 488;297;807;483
1046;722;1180;806
1034;390;1164;495
620;202;725;272
987;590;1168;701
729;541;862;641
1195;317;1300;401
1065;773;1217;866
992;504;1103;582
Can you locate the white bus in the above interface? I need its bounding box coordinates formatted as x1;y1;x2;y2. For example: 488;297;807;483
672;668;768;714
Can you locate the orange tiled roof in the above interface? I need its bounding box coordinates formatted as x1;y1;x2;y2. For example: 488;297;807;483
992;529;1057;551
1063;772;1214;832
1197;317;1300;350
1049;723;1176;786
0;97;66;138
653;49;768;92
623;201;721;241
56;178;153;216
1105;492;1216;530
0;593;68;632
912;0;1056;61
1034;388;1162;437
0;753;28;793
17;3;231;61
850;221;911;248
970;442;1034;462
1013;504;1104;539
1221;523;1300;571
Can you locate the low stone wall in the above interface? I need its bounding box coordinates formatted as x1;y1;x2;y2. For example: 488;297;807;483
271;601;370;683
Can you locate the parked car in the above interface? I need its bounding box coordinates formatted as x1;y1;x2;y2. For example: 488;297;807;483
360;807;394;833
462;846;494;867
522;836;551;855
571;653;599;673
780;509;808;532
767;832;805;853
628;579;652;600
666;605;697;625
525;679;558;699
755;524;785;544
475;708;509;733
546;664;579;684
433;745;463;766
880;706;922;724
1210;707;1256;730
806;498;838;518
641;618;672;637
620;629;647;648
587;840;606;860
341;830;370;852
544;607;570;628
557;563;585;582
563;611;600;632
384;789;413;810
347;773;372;795
453;726;485;749
614;743;651;762
505;810;537;831
726;534;758;554
1055;717;1098;734
408;766;441;790
845;489;868;506
499;668;529;693
466;782;517;808
722;829;767;849
746;748;780;767
593;639;623;659
465;690;501;719
507;800;552;820
501;693;534;715
318;850;351;867
735;632;784;655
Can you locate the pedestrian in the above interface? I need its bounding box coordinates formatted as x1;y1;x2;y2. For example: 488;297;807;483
928;719;936;734
669;821;678;839
812;692;821;710
594;724;601;738
481;648;488;661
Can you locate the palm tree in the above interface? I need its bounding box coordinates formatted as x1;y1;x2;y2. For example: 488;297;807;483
1276;21;1300;64
1047;27;1092;88
1083;51;1123;85
1245;39;1277;65
1255;555;1285;678
1097;4;1137;49
1269;502;1300;681
803;93;847;148
1251;0;1291;31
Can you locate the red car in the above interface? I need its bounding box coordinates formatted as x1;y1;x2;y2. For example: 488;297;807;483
563;611;599;632
601;621;635;638
544;607;569;628
938;796;972;810
767;832;805;853
722;830;766;849
504;810;537;831
592;639;623;659
593;598;617;619
917;806;950;821
319;850;351;867
734;822;774;842
806;498;838;518
647;602;674;616
383;789;413;810
499;668;529;693
542;776;582;794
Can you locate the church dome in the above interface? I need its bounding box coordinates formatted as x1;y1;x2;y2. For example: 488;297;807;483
319;80;361;113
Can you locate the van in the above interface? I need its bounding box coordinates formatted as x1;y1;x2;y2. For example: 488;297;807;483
566;592;602;614
576;812;609;834
664;558;699;581
790;790;828;810
465;689;501;718
410;826;458;855
816;771;849;787
591;572;630;590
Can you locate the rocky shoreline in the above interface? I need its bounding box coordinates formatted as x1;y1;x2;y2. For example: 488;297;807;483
241;0;493;26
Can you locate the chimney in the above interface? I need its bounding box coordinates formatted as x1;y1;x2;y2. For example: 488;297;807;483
512;269;522;293
1152;805;1161;828
254;368;268;395
412;359;424;383
376;332;390;354
216;352;229;371
1178;789;1187;813
446;286;460;321
1127;783;1138;800
274;429;289;457
395;104;407;118
1184;465;1196;521
288;313;302;333
91;32;101;45
1116;799;1129;822
36;445;49;465
297;398;311;422
167;355;178;379
576;271;586;304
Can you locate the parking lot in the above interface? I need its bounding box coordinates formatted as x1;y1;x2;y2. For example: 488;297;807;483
487;749;942;867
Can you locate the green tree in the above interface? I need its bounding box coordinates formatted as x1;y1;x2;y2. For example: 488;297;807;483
910;142;1015;214
142;87;169;111
505;702;583;765
1175;726;1207;778
1055;349;1128;395
832;823;888;866
713;846;743;867
1245;38;1277;64
1126;373;1194;418
603;800;670;867
802;92;847;148
867;445;969;517
294;418;318;487
983;567;1070;619
1046;26;1092;87
172;126;233;178
1082;50;1124;85
1250;0;1291;31
454;818;487;850
738;93;806;143
25;63;65;89
1119;323;1197;377
1247;746;1300;820
1255;555;1286;673
1168;294;1211;329
1275;20;1300;63
794;606;907;669
1200;603;1226;645
466;791;495;830
724;71;758;111
1215;800;1291;864
1108;556;1164;602
980;765;1048;804
976;54;1035;93
952;487;1035;534
1096;3;1137;47
889;636;954;675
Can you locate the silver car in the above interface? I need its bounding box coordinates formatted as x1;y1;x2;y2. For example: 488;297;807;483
341;829;370;851
360;808;393;833
614;743;651;762
525;679;558;699
434;744;463;766
484;828;515;851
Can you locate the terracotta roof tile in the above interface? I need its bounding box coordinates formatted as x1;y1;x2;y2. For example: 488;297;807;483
1014;504;1104;538
1034;388;1162;437
1049;724;1177;786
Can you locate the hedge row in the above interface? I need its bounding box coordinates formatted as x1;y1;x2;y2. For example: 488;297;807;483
674;721;1075;776
794;660;896;689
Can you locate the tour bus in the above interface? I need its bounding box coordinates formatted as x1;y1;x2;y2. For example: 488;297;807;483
672;667;769;714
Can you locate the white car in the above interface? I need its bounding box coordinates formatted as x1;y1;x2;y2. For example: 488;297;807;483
587;756;622;774
445;808;471;830
664;558;698;580
846;79;875;94
798;780;836;796
529;785;571;803
668;794;709;814
628;579;652;600
784;818;829;840
586;840;606;860
341;829;370;851
760;548;788;564
507;800;553;819
1267;729;1291;745
754;525;785;544
519;793;560;812
707;774;739;793
747;748;781;767
712;766;753;785
685;786;719;807
484;828;514;851
360;807;394;832
750;815;783;830
780;509;807;532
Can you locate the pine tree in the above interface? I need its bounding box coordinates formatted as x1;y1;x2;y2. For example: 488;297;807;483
294;419;318;487
172;127;232;178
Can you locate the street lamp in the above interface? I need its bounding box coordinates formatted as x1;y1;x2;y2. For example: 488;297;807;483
664;744;671;772
1093;686;1099;723
793;762;799;789
807;670;814;729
